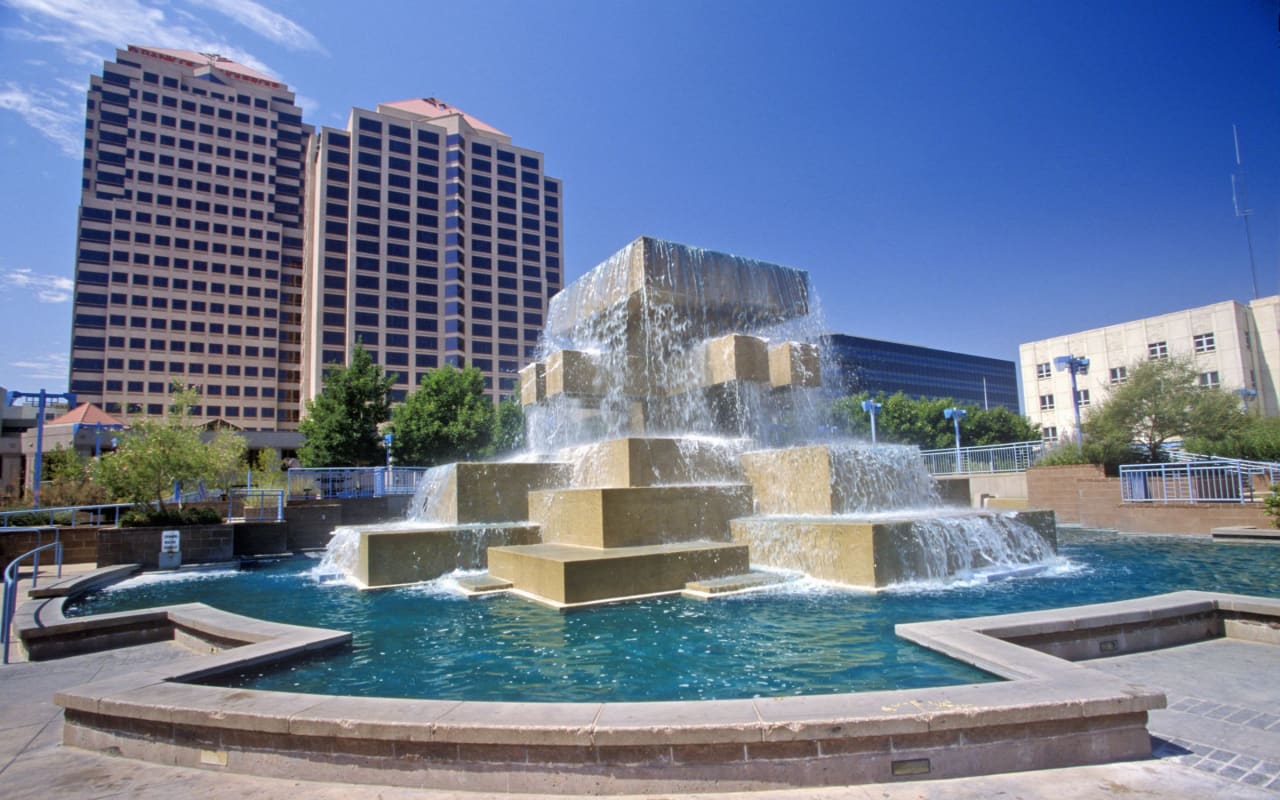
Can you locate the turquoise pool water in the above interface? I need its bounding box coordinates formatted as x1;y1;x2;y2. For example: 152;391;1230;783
65;529;1279;702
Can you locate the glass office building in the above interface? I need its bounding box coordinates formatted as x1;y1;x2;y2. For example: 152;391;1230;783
822;334;1020;412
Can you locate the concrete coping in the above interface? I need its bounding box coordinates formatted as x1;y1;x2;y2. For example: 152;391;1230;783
28;563;141;599
45;584;1280;793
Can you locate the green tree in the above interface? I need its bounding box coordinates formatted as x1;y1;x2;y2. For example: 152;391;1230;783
1082;357;1248;465
90;386;245;509
1185;415;1280;462
830;391;1038;449
391;365;493;466
40;445;109;508
298;343;396;467
489;397;526;456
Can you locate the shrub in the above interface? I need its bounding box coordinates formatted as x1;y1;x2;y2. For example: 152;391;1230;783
119;504;223;528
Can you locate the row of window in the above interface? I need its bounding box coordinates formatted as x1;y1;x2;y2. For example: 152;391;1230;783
1038;371;1222;411
1034;333;1220;381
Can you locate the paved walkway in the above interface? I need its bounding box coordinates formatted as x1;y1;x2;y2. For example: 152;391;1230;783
2;562;1277;798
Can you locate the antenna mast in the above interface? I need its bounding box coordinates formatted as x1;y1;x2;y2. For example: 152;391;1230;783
1232;124;1260;299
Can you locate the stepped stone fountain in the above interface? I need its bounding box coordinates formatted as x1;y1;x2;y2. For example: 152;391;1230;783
324;236;1056;606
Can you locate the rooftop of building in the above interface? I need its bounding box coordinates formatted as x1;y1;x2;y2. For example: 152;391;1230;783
378;97;506;136
125;45;286;91
48;403;124;428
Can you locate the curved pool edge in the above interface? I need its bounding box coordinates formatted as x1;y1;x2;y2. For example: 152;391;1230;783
26;580;1280;793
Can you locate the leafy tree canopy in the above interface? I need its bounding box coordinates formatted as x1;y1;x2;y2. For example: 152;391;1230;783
830;391;1039;449
298;343;396;467
90;385;246;508
488;397;526;457
1082;357;1248;465
390;365;493;466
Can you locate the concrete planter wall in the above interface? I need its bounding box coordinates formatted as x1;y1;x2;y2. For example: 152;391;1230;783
96;524;233;568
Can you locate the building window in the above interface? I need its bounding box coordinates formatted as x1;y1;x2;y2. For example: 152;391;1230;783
1036;362;1051;380
1075;389;1090;407
1039;394;1055;411
1109;366;1127;385
1198;371;1220;388
1148;341;1168;360
1041;426;1058;442
1193;332;1215;353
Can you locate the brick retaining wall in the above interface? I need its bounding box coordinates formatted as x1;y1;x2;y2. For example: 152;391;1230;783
97;525;234;568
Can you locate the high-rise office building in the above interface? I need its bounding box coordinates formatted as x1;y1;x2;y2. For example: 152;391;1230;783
68;46;311;430
301;98;563;404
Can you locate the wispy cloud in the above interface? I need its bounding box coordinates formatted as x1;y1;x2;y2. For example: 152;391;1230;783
9;352;69;383
197;0;326;54
2;267;74;303
0;82;82;156
1;0;324;153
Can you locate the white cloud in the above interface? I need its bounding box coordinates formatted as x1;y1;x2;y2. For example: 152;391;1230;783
197;0;326;53
0;82;82;156
2;267;74;303
10;352;69;382
0;0;322;153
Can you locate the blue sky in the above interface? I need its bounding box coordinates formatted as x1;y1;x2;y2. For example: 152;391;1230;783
2;0;1278;402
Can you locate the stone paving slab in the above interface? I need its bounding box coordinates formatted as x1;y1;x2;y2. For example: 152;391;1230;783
1087;637;1280;794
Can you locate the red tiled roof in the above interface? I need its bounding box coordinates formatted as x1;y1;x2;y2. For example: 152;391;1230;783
126;45;285;90
49;403;124;428
380;97;506;136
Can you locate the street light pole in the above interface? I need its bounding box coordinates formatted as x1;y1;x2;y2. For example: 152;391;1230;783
1238;388;1258;415
1053;355;1090;442
943;407;967;473
6;389;76;507
861;399;882;444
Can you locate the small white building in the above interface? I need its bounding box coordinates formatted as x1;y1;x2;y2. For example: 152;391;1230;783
1019;296;1280;441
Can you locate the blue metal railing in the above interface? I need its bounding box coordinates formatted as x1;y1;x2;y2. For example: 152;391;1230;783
287;467;430;500
227;489;285;522
2;528;62;664
0;503;135;528
920;441;1046;476
1120;460;1271;504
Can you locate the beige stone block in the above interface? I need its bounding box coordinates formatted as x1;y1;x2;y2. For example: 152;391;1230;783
740;446;835;516
565;436;744;488
488;541;750;606
768;341;821;388
519;361;545;406
355;524;541;588
544;349;601;398
527;484;752;548
428;462;569;525
705;334;770;386
730;517;882;587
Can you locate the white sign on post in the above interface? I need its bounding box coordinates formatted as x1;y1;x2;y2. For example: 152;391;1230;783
161;530;181;553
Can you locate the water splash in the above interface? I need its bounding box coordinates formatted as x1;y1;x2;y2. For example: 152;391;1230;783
828;442;940;513
877;513;1060;586
408;464;455;522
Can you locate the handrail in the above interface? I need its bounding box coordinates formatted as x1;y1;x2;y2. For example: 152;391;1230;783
2;527;62;665
0;502;134;528
1120;460;1263;504
919;440;1046;476
227;489;285;522
288;467;430;499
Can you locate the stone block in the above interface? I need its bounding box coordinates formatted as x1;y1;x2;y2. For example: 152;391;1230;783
705;334;770;386
354;524;541;588
527;484;752;548
730;517;883;587
740;445;836;515
544;349;601;398
768;341;821;388
519;361;545;406
563;436;744;488
422;462;570;525
487;541;750;606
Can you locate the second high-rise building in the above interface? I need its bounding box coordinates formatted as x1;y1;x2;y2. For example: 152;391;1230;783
302;98;563;405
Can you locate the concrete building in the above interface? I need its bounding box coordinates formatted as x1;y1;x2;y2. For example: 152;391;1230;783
302;98;563;404
823;334;1021;412
1019;296;1280;441
67;46;311;431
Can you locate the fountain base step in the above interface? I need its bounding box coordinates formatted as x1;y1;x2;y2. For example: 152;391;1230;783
454;574;515;595
356;524;541;589
682;570;791;599
487;541;750;608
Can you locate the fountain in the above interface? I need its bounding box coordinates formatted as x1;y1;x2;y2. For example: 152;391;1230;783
325;236;1055;604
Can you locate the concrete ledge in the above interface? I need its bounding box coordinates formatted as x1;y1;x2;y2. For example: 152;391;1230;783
58;590;1280;793
28;563;141;599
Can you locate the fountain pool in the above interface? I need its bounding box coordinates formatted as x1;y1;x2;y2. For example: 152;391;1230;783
64;529;1280;702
